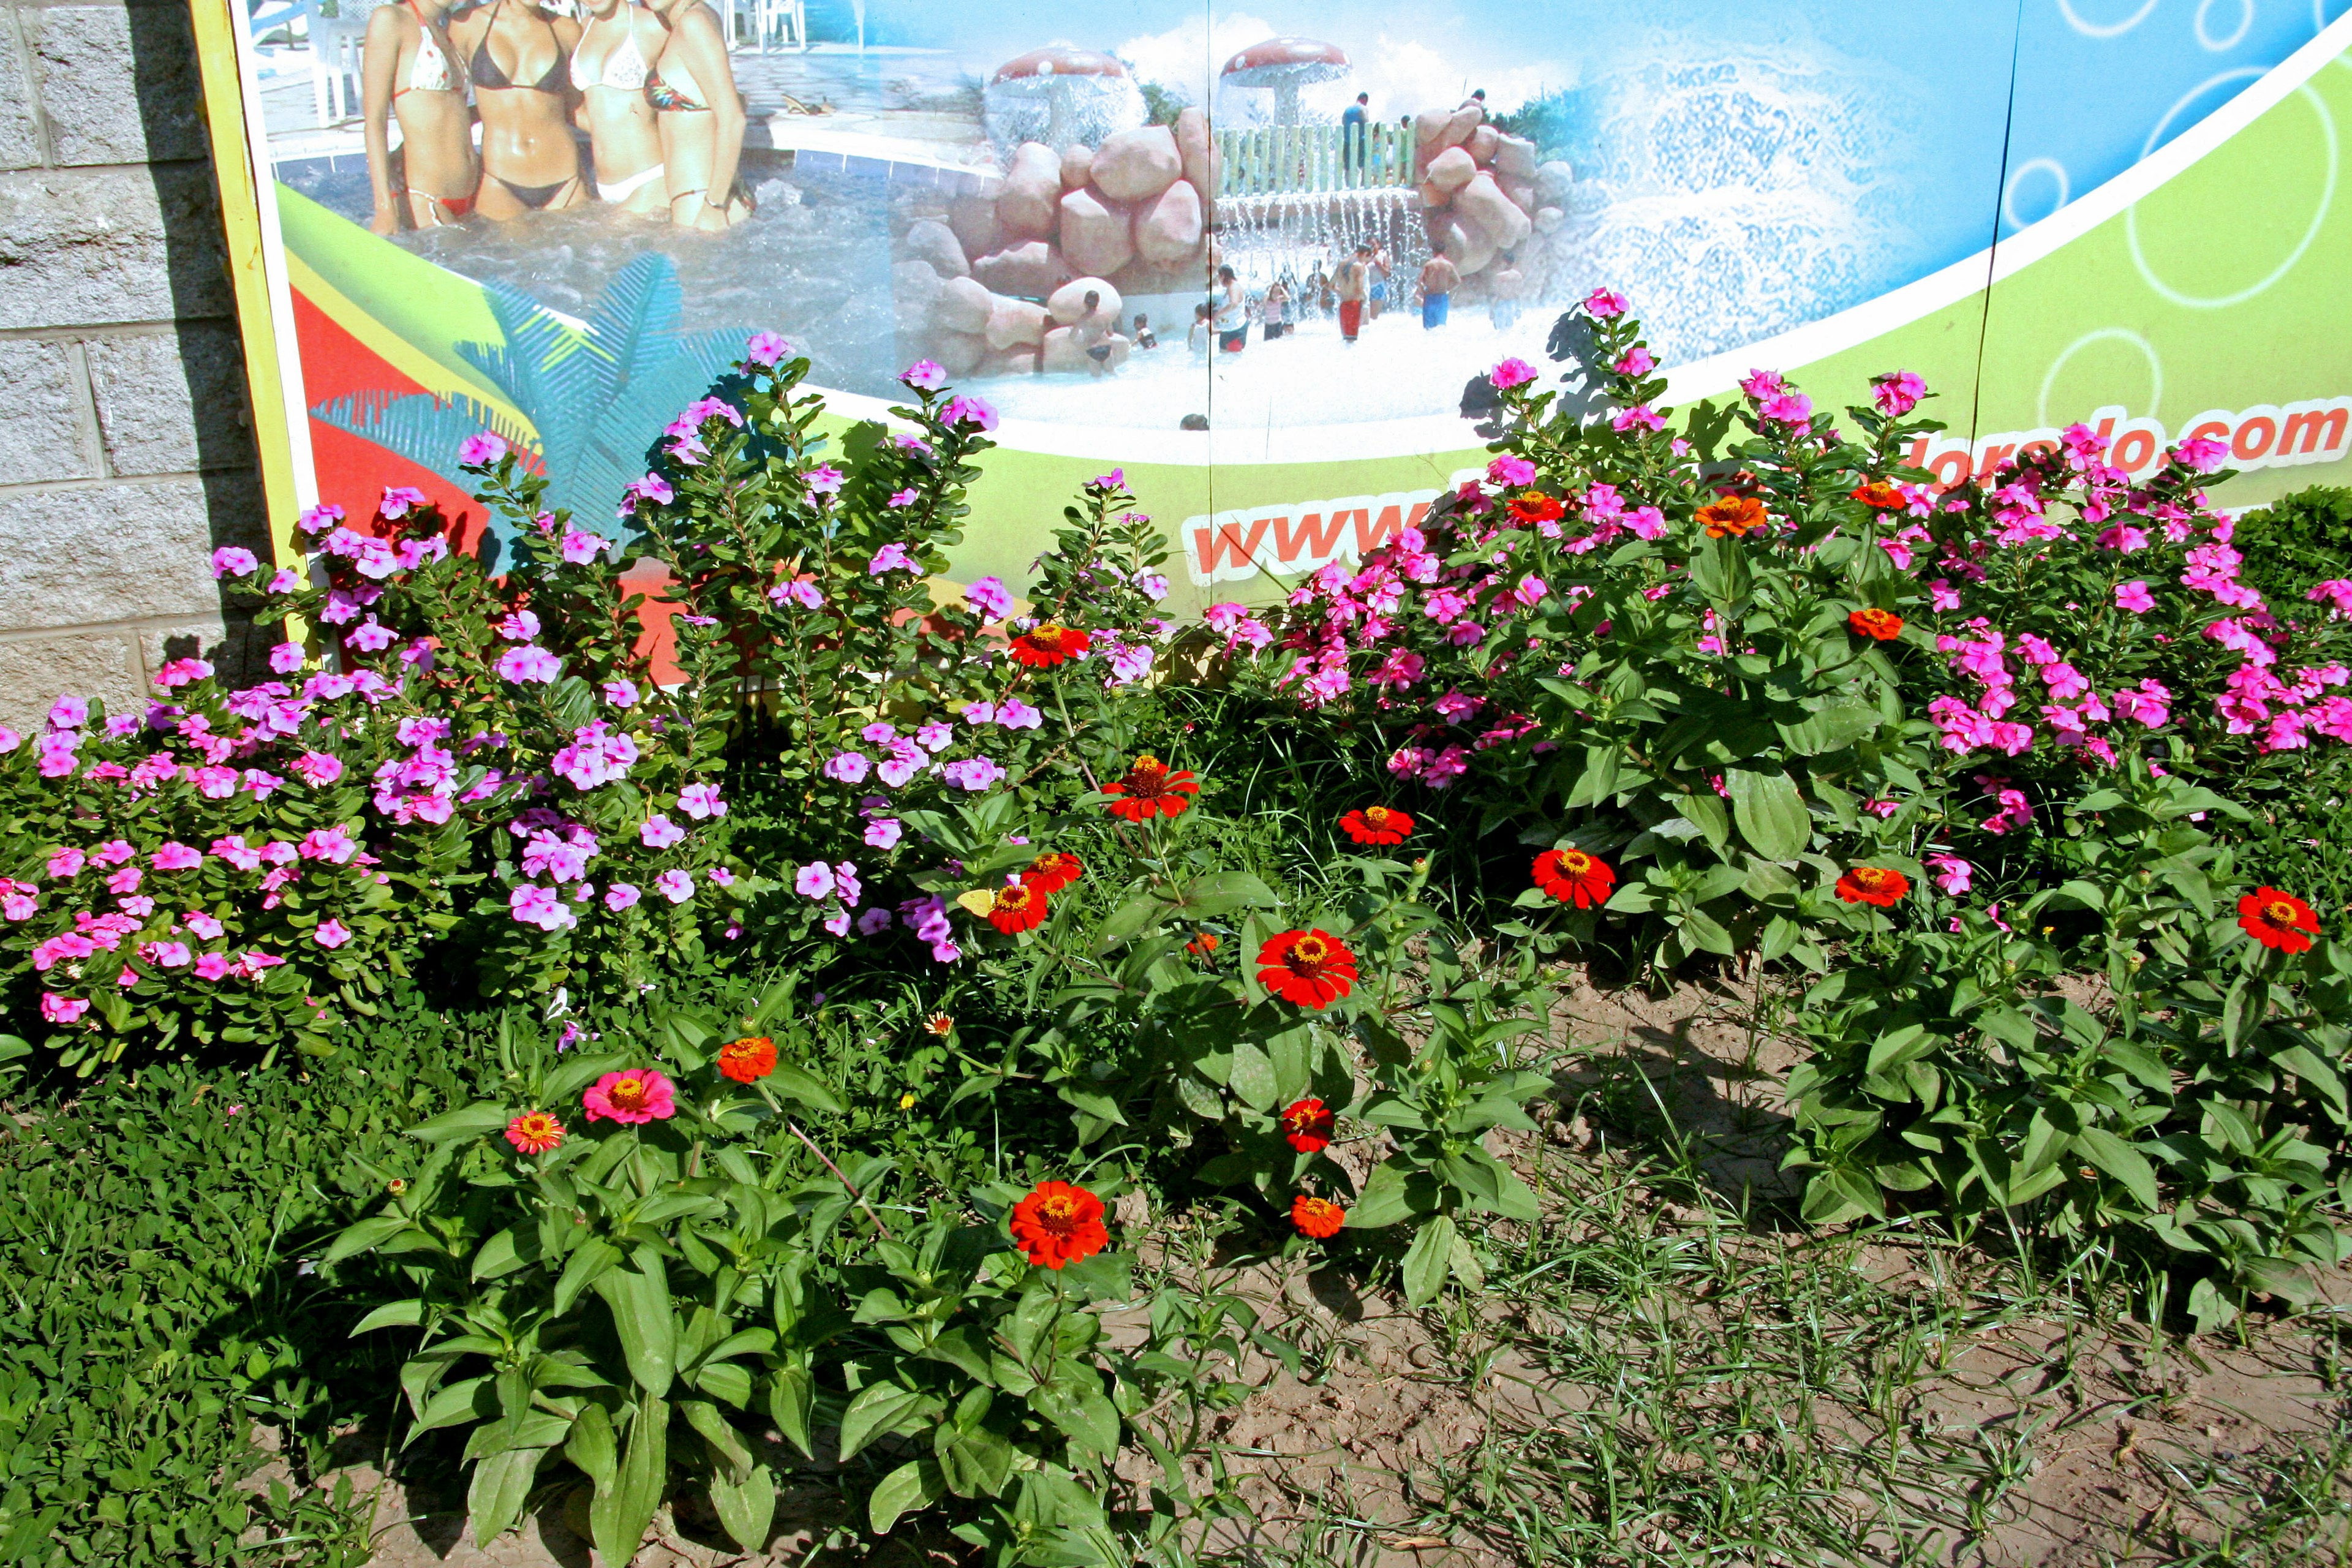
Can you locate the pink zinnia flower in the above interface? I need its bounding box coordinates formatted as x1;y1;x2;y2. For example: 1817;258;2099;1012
582;1068;677;1125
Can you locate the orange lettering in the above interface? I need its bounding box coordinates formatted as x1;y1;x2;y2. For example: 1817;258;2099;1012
2280;407;2350;456
1191;516;1273;576
1358;503;1403;554
1275;508;1353;563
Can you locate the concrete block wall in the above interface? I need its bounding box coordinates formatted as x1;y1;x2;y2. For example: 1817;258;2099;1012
1;0;271;730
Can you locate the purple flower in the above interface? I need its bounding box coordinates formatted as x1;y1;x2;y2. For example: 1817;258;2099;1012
497;645;564;684
561;528;611;565
804;465;845;495
794;861;837;900
1090;467;1126;491
379;486;429;519
677;783;726;820
654;869;695;903
769;579;824;609
995;699;1042;731
964;576;1015;619
1137;573;1170;603
901;359;948;391
942;394;998;432
509;884;575;931
1489;358;1537;390
707;865;735;886
888;488;919;508
211;546;259;579
869;543;916;575
499;609;542;642
941;756;1003;791
458;432;508;467
856;907;894;935
864;816;902;849
605;882;641;911
603;677;639;708
298;502;345;536
824;750;872;783
747;331;792;366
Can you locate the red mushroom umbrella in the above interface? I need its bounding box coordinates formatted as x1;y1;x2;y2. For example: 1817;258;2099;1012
1219;37;1351;126
987;45;1135;150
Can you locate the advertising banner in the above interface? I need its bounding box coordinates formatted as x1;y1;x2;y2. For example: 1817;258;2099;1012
196;0;2352;610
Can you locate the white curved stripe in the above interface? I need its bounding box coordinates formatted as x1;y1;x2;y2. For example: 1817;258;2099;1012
2060;0;2165;38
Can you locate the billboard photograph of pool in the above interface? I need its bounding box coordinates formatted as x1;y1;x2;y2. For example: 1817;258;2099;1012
231;0;2352;588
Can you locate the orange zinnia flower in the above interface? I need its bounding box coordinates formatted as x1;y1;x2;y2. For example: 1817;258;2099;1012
1009;1180;1109;1269
1847;608;1904;641
986;882;1048;935
1008;624;1090;667
1256;929;1359;1009
1023;850;1084;894
2238;886;2321;954
1280;1097;1336;1153
718;1035;777;1084
1695;494;1768;538
1508;492;1566;526
1340;805;1415;846
1533;847;1615;908
1835;866;1910;907
1850;481;1905;510
1185;930;1221;958
923;1012;955;1037
504;1110;565;1155
1104;755;1200;821
1291;1194;1346;1239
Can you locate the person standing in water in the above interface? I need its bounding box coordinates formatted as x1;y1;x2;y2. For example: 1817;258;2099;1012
1073;290;1121;377
644;0;751;230
361;0;477;233
568;0;670;215
450;0;586;219
1333;243;1368;344
1367;242;1391;320
1419;251;1459;330
1212;265;1248;353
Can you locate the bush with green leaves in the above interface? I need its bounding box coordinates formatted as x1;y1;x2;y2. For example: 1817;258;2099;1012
1782;761;2351;1329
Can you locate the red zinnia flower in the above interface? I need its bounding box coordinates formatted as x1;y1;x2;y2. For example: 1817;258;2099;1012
986;882;1048;935
1185;930;1221;958
1835;866;1910;907
1256;929;1359;1009
718;1035;777;1084
1533;847;1615;908
1850;481;1905;510
1009;1180;1109;1269
1508;492;1566;526
1023;850;1084;894
1104;755;1200;821
2238;886;2321;954
1340;805;1415;846
1291;1195;1346;1239
504;1110;564;1155
923;1012;955;1037
1695;495;1768;538
1280;1097;1336;1153
1008;624;1090;667
1847;608;1904;641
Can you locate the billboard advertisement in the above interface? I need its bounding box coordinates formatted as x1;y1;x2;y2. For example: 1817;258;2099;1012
197;0;2352;610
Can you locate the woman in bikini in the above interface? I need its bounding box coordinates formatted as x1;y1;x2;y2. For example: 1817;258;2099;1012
567;0;669;216
449;0;586;219
643;0;749;231
360;0;476;234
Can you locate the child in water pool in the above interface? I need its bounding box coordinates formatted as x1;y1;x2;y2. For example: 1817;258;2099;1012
1133;313;1158;350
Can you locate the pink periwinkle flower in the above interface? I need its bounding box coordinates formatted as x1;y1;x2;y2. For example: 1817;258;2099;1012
677;783;726;820
211;546;259;578
902;358;948;391
1488;454;1537;487
151;843;202;872
508;884;575;931
747;331;791;366
1757;391;1813;428
1925;854;1972;896
2114;579;2155;613
41;993;89;1023
965;576;1016;619
458;432;508;467
942;756;1004;791
794;861;836;900
869;542;917;575
379;486;429;519
604;883;641;911
561;528;612;565
497;645;564;685
2172;437;2229;473
1872;372;1926;418
864;816;902;850
1489;358;1538;390
804;464;845;495
1583;287;1628;318
1616;346;1655;377
942;394;998;431
1611;404;1667;435
313;919;352;949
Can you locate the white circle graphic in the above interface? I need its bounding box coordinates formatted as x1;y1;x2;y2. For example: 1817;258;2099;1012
2037;330;2164;429
2003;157;2072;229
2198;0;2255;48
2127;84;2339;309
2139;66;2267;158
2059;0;2164;37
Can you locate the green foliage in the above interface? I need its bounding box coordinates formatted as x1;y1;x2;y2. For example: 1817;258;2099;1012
2232;483;2352;605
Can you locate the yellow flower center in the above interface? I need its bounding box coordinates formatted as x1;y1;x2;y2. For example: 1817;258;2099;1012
608;1076;649;1111
2264;898;2300;924
1365;807;1393;827
995;886;1034;913
1289;935;1331;969
1853;868;1896;892
1558;849;1593;874
1036;1194;1080;1231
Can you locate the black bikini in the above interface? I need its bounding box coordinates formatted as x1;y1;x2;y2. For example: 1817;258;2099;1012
468;0;578;209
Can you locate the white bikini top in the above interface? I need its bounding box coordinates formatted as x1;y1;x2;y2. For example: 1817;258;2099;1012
395;0;459;95
570;7;650;92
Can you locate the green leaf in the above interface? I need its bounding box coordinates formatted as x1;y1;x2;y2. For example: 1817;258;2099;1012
1344;1161;1432;1228
553;1237;623;1317
1401;1215;1457;1306
1724;767;1810;860
466;1444;548;1546
766;1063;844;1115
590;1393;666;1568
324;1213;420;1267
681;1398;753;1477
1056;1085;1128;1127
769;1365;816;1458
2075;1127;2161;1212
1227;1041;1278;1110
709;1462;777;1553
1174;870;1280;917
869;1457;946;1534
593;1256;676;1399
405;1102;514;1145
838;1381;927;1463
352;1298;425;1335
1031;1379;1121;1459
566;1400;616;1494
1777;704;1881;756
